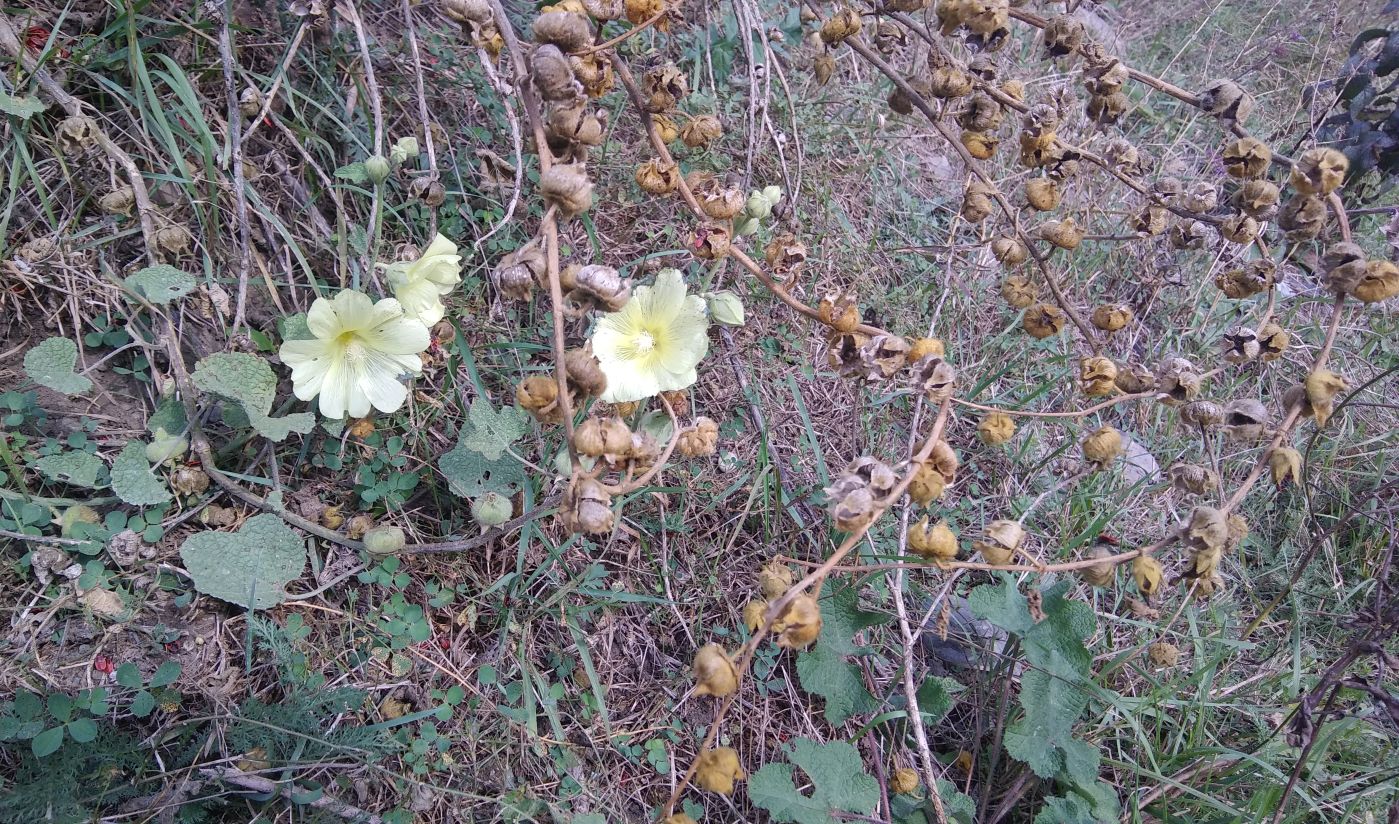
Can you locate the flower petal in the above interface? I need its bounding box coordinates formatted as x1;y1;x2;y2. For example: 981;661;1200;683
315;355;354;419
655;366;698;394
642;268;687;323
356;350;411;413
600;357;663;403
305;296;341;340
391;277;448;326
330;289;377;331
362;316;431;357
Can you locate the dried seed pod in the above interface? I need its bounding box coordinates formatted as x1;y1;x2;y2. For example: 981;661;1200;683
572;263;631;311
911;355;956;402
1269;446;1302;487
909;517;959;562
678;417;719;458
628;431;661;471
1322;241;1368;295
1156;357;1202;405
573;417;631;461
1169;463;1217;496
813;53;837;85
1277;193;1327;241
991;235;1028;266
1148;642;1179;667
697;185;745;221
540;163;593;218
533;11;593;52
517;375;563;423
634;158;680;194
1227;513;1249;549
1038;218;1083;250
681;114;723;148
624;0;666;27
692;644;738;697
826;332;868;378
1079;545;1115;587
1104;136;1141;173
962;181;995;222
765;233;808;274
1221;326;1260;363
693;747;746;794
1353;260;1399;303
653;113;680;143
820;6;863;45
1168;219;1210;250
829;483;876;532
55;115;99;155
908;337;946;361
818;291;861;333
1000;274;1038;308
1290;147;1348;195
641;63;689;112
581;0;624;20
1080;357;1118;397
1182;505;1228;554
444;0;493;22
758;561;794;599
908;462;946;506
493;244;545;301
961;130;999;160
890;767;920;796
742;599;768;632
974;520;1024;565
1132;555;1164;599
1199;78;1254;122
1087;91;1130;124
1180;400;1225;429
1130;204;1168;236
98;186;136;216
154;225;193;258
692;223;732;260
1218;212;1259;244
170;466;210;496
1222;137;1271;179
1022;303;1066;338
562;477;613;534
930;66;973;99
849;456;901;498
886;77;930;116
1042;15;1085;57
772;594;822;649
532;44;582;101
1215;260;1275;299
871;19;905;52
1257;323;1289;361
1025;177;1060;211
1303;369;1347;427
1082;425;1123;467
1180;181;1218;213
1153;176;1184;201
546;103;605;146
1084;58;1129;95
977;412;1016;445
1235;179;1280;220
1090;303;1132;332
1115;361;1156;394
958;93;1004;132
1224;398;1269;441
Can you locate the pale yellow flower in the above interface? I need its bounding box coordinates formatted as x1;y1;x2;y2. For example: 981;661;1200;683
279;290;429;419
592;268;709;403
384;233;462;325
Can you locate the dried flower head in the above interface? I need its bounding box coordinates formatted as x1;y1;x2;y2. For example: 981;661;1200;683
961;130;1000;159
1038;218;1083;250
1257;322;1289;361
532;45;582;101
693;747;746;795
1303;368;1348;427
1200;78;1254;122
974;519;1024;565
1222;137;1271;179
909;517;959;562
1290;147;1348;195
540;163;593;218
1042;15;1085;57
1080;356;1118;397
1218;212;1259;244
1180;400;1225;429
1234;179;1280;220
1082;425;1123;467
517;375;563;423
772;594;823;649
1115;361;1156;394
1215;260;1275;299
1130;204;1168;236
681;114;724;148
1148;642;1179;668
1278;194;1327;240
820;6;863;44
977;411;1016;446
641;63;689;112
573;417;632;462
991;235;1029;266
678;416;719;458
1221;326;1260;363
911;355;957;402
1091;304;1133;332
890;767;920;796
1025;177;1060;211
635;158;680;194
818;291;861;333
1000;274;1038;309
765;233;808;274
1156;357;1202;405
1022;303;1067;338
1169;463;1218;496
1322;242;1368;294
962;181;995;222
692;644;738;697
757;561;794;599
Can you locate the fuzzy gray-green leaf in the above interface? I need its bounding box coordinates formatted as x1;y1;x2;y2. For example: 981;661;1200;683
24;337;93;395
110;442;171;506
179;514;306;609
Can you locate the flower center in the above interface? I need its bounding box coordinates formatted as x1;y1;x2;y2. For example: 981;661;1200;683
632;330;657;355
340;333;369;363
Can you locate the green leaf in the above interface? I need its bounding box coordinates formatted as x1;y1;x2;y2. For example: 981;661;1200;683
66;717;98;743
1033;794;1098;824
47;693;72;722
130;690;155;718
24;337;93;395
749;738;880;824
967;575;1034;635
32;451;106;488
148;660;182;688
124;264;196;304
334;161;367;183
246;408;316;441
795;645;875;724
192;352;311;441
439;437;527;498
0;90;47;119
31;726;64;758
457;400;527;460
147;396;188;437
178;513;306;609
115;662;143;689
278;312;314;341
110;442;171;506
914;676;954;726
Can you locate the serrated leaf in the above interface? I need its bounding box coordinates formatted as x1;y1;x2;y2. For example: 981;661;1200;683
889;780;977;824
179;513;306;609
247;408;316;441
967;575;1034;635
334;161;367;182
749;738;879;824
439;439;526;498
796;645;875;724
193;353;309;440
0;91;46;119
124;264;196;304
147;396;188;437
110;442;171;506
24;337;93;395
33;451;106;488
819;584;888;657
278;312;313;341
1033;794;1099;824
458;400;527;460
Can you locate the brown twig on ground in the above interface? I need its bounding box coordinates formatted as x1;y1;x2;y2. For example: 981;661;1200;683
200;767;383;823
216;0;254;336
401;0;440;237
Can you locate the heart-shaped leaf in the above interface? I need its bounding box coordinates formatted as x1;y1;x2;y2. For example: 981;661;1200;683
110;442;171;506
192;352;313;441
24;337;93;395
124;264;196;304
32;451;106;488
179;513;306;609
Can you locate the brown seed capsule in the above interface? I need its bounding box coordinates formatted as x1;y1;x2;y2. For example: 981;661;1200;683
517;375;563;423
820;6;863;45
1182;505;1228;554
1257;323;1289;361
661;389;689;418
1215;260;1275;299
1132;555;1164;599
1130;204;1168;236
1042;15;1085;57
812;52;838;86
1022;303;1067;338
581;0;624;21
1085;58;1129;95
1147;641;1179;668
346;513;376;540
977;412;1016;446
908;462;946;506
1353;260;1399;303
565;345;608;399
635;158;680;195
909;517;959;562
765;232;808;274
693;747;746;795
1025;177;1060;211
991;235;1028;266
826;332;869;378
1115;361;1156;394
681;114;724;148
1290;147;1348;196
568;53;613;97
1235;179;1280;220
55;116;99;155
562;477;613;534
758;561;794;599
1322;242;1367;294
493;243;546;302
1269;446;1303;487
678;416;719;458
830;483;876;532
693;223;732;260
99;186;136;216
652;113;680;143
1179;180;1218;213
871;19;904;52
1082;425;1124;467
1278;193;1327;241
959;93;1004;133
170;466;210;496
697;184;745;220
818;291;861;333
571;264;631;312
692;644;738;697
1222;137;1271;179
1104;136;1141;173
974;519;1024;565
911;355;957;402
890;767;920;796
1224;398;1269;442
1199;78;1254;122
1304;369;1348;427
961;130;999;160
1091;304;1132;332
540;163;593;218
1080;357;1118;397
743;599;768;633
1087;91;1130;124
908;337;946;361
444;0;493;24
641;63;689;112
1038;218;1083;250
1218;212;1259;244
533;11;593;52
1168;220;1210;250
1181;400;1225;429
1157;357;1203;405
1222;326;1261;363
1169;463;1218;496
930;66;973;99
531;45;582;102
1000;274;1038;309
1079;545;1115;587
962;181;994;223
154;225;193;258
772;594;822;649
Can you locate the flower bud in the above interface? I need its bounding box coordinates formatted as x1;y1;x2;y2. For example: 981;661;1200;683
364;154;391;185
145;432;189;466
363;525;406;556
692;644;738;697
471;492;514;527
